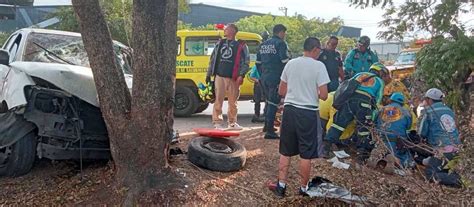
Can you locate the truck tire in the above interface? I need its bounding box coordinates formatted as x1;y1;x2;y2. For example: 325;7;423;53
188;137;246;172
0;131;36;177
194;102;209;114
174;86;199;117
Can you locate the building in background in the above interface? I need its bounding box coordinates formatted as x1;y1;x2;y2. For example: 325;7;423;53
371;41;411;62
1;2;362;39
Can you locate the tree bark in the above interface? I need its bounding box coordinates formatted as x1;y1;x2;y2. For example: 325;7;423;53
127;0;178;189
72;0;178;202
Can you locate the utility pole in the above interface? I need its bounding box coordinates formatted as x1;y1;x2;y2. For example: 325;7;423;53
278;7;287;17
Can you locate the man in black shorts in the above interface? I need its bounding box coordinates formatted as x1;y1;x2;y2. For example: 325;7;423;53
267;37;330;197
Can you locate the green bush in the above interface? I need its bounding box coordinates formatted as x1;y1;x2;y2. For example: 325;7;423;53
416;36;474;110
0;32;12;47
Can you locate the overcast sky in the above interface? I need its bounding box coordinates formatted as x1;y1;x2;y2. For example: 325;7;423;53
34;0;473;42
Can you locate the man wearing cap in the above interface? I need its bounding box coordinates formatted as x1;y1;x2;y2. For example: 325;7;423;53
206;23;250;130
418;88;462;187
375;92;413;167
257;24;291;139
325;62;390;162
344;36;379;79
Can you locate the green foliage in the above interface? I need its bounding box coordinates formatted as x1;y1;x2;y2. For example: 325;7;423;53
349;0;392;8
235;15;355;55
378;0;465;41
0;32;12;46
51;0;189;45
415;36;474;110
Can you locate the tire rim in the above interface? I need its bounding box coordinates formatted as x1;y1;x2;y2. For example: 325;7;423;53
175;93;189;110
0;146;12;167
203;141;233;154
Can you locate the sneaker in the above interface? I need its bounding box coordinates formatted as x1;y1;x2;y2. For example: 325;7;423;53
251;115;265;123
267;181;286;197
228;123;243;130
214;123;225;130
264;131;279;139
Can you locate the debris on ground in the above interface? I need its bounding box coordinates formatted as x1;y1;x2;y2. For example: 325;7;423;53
0;129;472;205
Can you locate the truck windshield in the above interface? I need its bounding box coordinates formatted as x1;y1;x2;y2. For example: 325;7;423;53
394;51;416;66
23;32;133;74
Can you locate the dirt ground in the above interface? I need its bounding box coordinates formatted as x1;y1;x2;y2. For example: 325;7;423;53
0;128;472;206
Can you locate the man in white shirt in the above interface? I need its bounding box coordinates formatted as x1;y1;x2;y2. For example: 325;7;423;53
267;37;330;197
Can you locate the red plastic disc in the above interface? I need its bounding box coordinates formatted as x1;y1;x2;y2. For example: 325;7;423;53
193;128;240;138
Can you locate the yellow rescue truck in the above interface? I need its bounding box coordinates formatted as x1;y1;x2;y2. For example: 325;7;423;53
387;39;431;81
174;27;262;116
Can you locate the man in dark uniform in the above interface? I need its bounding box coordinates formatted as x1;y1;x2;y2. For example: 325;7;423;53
256;24;290;139
318;36;344;92
251;31;270;123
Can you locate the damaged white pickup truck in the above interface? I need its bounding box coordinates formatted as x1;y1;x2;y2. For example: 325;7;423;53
0;28;133;176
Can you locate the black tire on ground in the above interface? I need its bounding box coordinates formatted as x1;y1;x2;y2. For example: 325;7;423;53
0;132;36;177
188;137;246;172
194;102;209;114
174;86;199;117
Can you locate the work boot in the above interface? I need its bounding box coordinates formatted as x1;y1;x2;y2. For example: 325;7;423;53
251;115;265;123
264;131;279;139
262;125;277;132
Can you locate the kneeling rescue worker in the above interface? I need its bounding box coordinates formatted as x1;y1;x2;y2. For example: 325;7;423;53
418;88;463;187
326;62;390;162
375;92;413;167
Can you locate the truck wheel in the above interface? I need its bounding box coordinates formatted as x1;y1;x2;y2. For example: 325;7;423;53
0;131;36;177
174;86;199;117
194;102;209;114
188;137;246;172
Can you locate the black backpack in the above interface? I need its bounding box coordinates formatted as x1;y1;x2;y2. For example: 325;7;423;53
332;74;376;110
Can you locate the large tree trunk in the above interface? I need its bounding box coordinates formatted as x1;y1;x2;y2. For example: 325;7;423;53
126;0;178;189
72;0;178;202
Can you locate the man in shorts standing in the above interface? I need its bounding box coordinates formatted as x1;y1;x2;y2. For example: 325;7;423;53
267;37;330;197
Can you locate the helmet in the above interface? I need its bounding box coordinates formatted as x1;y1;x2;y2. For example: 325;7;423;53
424;88;444;100
358;36;371;47
260;31;270;41
369;62;389;75
390;92;405;104
198;82;215;102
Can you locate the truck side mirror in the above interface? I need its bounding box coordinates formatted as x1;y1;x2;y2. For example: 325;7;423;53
0;50;9;66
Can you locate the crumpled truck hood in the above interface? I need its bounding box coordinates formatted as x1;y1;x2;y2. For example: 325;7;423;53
386;65;414;71
10;61;132;107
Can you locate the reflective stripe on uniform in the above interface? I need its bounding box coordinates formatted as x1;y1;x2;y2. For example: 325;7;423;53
255;61;262;64
358;131;370;136
361;102;371;109
331;123;345;131
356;90;372;98
267;101;280;107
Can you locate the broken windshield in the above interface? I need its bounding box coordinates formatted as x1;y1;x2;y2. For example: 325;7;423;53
23;32;133;75
394;51;416;66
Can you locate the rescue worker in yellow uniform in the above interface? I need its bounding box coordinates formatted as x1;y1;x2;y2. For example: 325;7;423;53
319;92;355;142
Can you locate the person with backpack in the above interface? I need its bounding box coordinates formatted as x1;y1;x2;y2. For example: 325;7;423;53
343;36;379;79
205;23;250;130
325;62;390;162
